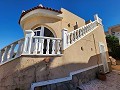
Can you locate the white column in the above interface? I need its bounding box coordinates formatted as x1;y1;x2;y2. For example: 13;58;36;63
38;39;41;54
86;25;88;33
76;30;79;39
57;40;61;54
2;47;10;62
0;51;3;63
9;43;16;59
94;14;102;25
33;38;38;54
81;27;84;36
46;39;50;54
88;25;90;31
62;28;68;50
40;39;44;54
15;40;24;57
67;34;70;45
74;31;76;41
83;26;86;35
90;23;93;30
85;27;87;34
52;39;55;54
71;33;74;43
79;29;81;37
23;30;34;54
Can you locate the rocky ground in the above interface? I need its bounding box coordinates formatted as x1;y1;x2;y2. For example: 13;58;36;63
112;60;120;71
79;70;120;90
79;60;120;90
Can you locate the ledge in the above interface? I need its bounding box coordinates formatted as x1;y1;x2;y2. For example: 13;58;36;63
21;54;63;57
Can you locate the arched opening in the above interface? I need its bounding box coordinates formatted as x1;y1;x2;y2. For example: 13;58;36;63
34;26;54;37
33;26;55;54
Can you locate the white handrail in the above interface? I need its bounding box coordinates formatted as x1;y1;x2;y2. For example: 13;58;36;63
0;38;24;64
62;20;99;50
33;36;61;40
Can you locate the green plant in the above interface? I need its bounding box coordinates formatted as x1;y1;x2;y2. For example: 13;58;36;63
106;35;120;59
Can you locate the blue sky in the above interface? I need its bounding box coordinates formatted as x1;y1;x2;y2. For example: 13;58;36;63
0;0;120;49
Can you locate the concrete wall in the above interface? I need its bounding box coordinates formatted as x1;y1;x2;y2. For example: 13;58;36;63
0;56;105;90
61;8;85;32
35;65;104;90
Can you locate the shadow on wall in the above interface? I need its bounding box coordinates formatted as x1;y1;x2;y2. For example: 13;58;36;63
0;52;107;90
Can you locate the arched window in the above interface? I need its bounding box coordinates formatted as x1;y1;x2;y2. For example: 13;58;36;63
33;26;55;54
34;26;54;37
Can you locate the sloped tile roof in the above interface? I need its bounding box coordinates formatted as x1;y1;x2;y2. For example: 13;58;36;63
19;5;62;24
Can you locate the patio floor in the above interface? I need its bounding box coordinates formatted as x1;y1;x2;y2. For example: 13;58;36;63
79;70;120;90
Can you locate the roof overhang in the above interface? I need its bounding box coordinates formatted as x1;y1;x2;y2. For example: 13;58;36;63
19;6;63;24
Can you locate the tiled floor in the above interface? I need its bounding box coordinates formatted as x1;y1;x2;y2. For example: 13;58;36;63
79;70;120;90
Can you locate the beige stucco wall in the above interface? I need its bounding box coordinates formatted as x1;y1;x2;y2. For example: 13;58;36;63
20;8;85;38
60;8;85;32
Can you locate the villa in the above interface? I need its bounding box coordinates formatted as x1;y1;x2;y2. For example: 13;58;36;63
107;24;120;43
0;4;111;90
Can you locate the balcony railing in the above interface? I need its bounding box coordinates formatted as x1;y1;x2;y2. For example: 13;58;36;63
0;38;24;64
22;32;62;55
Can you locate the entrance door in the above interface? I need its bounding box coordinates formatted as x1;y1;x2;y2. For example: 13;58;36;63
99;43;109;73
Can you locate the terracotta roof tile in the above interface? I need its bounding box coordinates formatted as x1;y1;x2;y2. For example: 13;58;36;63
19;5;62;24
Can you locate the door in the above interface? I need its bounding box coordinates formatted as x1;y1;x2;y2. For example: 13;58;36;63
99;43;109;73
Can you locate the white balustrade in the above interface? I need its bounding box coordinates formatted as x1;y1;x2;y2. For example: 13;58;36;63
23;30;34;54
9;43;16;59
0;38;24;64
33;38;39;54
22;31;62;55
15;40;24;57
2;47;11;62
0;51;3;63
52;40;56;54
57;40;61;54
94;14;102;25
40;39;44;54
62;28;68;50
46;39;50;54
62;14;102;50
31;36;61;55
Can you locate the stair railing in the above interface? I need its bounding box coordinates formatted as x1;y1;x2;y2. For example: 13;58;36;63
0;38;24;64
62;14;102;50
